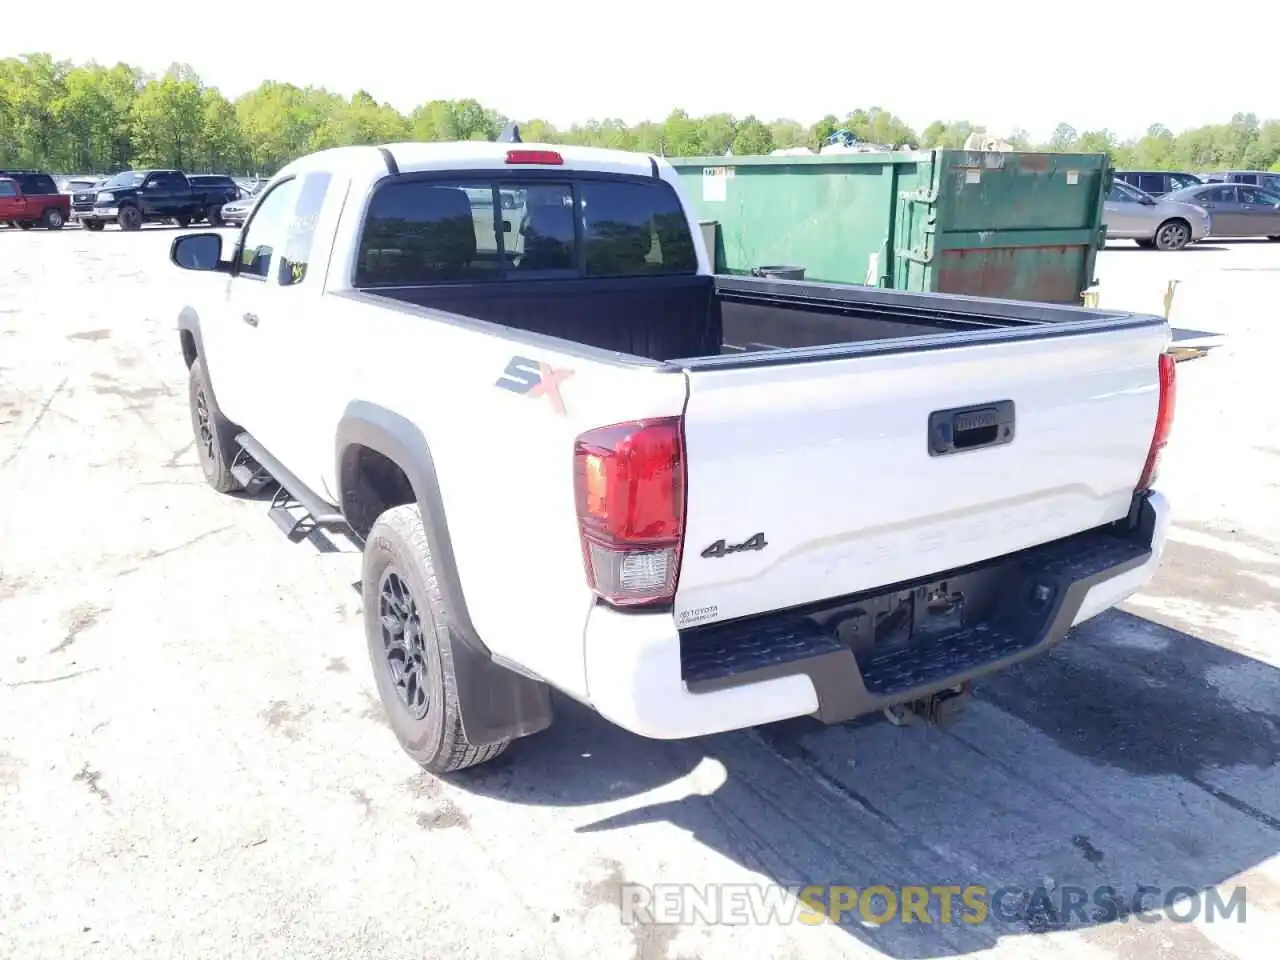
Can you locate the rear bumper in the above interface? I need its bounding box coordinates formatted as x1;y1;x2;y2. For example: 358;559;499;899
583;490;1170;740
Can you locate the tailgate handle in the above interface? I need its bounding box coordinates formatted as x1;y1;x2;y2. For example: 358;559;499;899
929;400;1015;456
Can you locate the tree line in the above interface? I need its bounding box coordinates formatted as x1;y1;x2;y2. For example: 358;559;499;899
4;53;1280;176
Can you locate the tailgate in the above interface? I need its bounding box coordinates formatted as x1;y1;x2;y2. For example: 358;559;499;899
673;323;1168;628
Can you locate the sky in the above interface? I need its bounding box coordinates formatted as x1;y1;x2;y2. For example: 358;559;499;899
5;0;1273;143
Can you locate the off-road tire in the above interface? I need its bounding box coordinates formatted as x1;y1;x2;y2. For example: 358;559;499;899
118;205;142;231
188;357;242;494
363;504;510;774
42;208;65;229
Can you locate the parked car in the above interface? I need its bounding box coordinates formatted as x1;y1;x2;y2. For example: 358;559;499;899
1164;182;1280;240
166;141;1174;774
69;177;109;222
78;169;239;231
0;172;70;229
1104;179;1210;249
218;194;256;227
57;176;100;195
1113;170;1202;197
1199;170;1280;194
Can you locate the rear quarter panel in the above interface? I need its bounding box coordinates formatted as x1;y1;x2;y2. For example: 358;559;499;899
310;296;690;699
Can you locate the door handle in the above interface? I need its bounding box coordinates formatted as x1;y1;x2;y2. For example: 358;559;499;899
242;312;259;327
929;400;1016;456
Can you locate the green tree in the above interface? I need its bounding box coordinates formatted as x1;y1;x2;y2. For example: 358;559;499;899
731;115;774;156
1048;123;1078;151
130;64;204;168
8;49;1280;178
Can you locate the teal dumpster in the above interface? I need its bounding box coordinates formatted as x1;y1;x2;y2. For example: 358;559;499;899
670;150;1111;305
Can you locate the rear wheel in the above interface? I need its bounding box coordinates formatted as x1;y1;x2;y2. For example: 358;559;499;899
42;208;65;230
83;220;105;232
363;504;510;774
1154;219;1191;251
175;214;191;228
118;205;142;231
205;203;223;227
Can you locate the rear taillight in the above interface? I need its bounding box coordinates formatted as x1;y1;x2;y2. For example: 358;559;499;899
1137;352;1177;491
573;418;686;607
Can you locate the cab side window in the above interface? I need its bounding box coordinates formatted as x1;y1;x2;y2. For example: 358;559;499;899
238;179;300;280
277;173;332;287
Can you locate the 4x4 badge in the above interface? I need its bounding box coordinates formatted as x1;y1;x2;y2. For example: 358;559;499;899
701;532;767;559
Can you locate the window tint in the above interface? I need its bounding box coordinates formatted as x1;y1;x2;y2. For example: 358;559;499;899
1233;173;1258;185
1200;186;1233;203
581;180;696;277
1137;173;1165;194
357;181;502;285
0;180;16;197
1169;174;1199;189
278;172;331;286
29;174;57;194
1109;182;1141;202
238;179;301;279
355;176;696;286
505;183;577;275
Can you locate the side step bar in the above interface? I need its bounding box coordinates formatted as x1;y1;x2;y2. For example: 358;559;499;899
234;432;348;540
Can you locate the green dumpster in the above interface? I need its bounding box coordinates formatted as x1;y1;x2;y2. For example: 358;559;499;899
670;150;1111;305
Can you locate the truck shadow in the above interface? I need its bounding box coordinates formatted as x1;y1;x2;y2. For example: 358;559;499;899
453;607;1278;957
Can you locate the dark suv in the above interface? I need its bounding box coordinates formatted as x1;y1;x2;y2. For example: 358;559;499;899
1113;171;1202;197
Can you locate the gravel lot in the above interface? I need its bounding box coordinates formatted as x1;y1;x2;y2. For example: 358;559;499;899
1;225;1277;960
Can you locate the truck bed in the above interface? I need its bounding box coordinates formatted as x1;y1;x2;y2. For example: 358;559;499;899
360;274;1138;365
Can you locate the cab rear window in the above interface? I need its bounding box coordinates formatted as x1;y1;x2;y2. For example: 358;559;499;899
355;176;697;286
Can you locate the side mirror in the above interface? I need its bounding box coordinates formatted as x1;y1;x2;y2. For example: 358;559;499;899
171;233;228;272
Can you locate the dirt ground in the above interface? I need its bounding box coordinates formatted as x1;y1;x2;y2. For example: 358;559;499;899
1;225;1276;960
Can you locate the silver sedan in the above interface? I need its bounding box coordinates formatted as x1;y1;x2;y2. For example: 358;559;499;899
1104;180;1211;250
219;196;255;227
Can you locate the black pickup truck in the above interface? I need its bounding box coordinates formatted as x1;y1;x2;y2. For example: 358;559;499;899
78;170;238;231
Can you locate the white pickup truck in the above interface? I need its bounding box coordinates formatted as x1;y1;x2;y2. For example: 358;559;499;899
169;140;1175;773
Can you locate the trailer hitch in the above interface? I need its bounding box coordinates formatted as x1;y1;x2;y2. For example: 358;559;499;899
883;681;974;729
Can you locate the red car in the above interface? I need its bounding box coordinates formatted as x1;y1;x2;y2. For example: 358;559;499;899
0;172;70;230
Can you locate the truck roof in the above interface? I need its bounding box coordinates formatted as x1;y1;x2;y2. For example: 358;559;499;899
276;141;664;182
